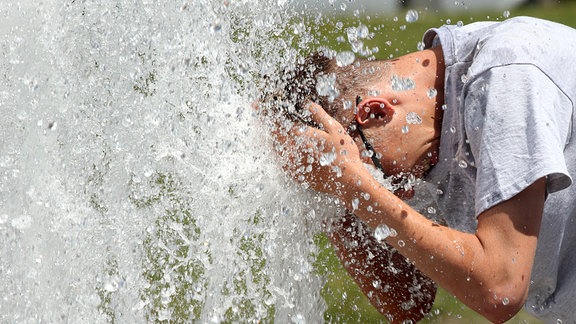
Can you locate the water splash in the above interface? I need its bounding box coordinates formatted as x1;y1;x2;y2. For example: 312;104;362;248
406;112;423;125
0;1;335;322
373;224;397;242
405;9;419;23
335;51;356;67
391;75;416;92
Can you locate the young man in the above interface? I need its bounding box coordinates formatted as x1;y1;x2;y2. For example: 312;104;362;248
267;16;576;323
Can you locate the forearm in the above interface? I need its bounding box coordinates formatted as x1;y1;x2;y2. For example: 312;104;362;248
336;169;542;322
326;212;436;324
270;102;543;322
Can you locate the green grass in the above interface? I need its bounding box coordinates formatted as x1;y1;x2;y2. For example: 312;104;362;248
309;1;576;60
310;1;576;323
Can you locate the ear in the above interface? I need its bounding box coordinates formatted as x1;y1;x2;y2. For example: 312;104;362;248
356;98;394;125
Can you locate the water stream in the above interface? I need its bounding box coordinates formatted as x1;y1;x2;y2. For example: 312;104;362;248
0;1;346;322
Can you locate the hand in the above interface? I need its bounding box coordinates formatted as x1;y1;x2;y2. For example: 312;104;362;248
270;102;368;197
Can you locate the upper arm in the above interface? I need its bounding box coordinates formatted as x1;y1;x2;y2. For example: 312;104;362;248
474;177;546;310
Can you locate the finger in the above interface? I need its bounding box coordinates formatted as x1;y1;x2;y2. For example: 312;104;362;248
269;118;313;146
306;102;344;135
269;120;319;168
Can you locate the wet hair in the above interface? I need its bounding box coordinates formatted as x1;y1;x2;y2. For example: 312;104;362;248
259;52;386;127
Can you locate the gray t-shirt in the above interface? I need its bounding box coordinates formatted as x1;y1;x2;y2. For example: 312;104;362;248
421;17;576;322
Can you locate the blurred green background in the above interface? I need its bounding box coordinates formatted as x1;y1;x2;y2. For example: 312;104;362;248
308;1;576;323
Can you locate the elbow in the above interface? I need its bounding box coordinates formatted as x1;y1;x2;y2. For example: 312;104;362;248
478;299;525;324
473;282;528;323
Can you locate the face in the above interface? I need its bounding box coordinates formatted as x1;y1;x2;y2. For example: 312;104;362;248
368;116;417;175
351;95;440;179
335;48;444;178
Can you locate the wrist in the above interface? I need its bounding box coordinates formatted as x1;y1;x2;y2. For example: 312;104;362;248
335;165;382;211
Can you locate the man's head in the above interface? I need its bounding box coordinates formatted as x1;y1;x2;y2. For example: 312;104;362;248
263;47;445;179
291;52;389;129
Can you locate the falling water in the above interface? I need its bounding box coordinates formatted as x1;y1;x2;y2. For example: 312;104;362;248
0;1;343;322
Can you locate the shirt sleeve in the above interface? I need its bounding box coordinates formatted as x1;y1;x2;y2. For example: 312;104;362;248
463;64;572;216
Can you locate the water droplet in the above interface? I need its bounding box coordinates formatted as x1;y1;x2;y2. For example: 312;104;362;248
374;224;397;241
503;10;510;18
319;151;336;166
398;240;405;247
292;313;305;324
335;51;355;67
402;125;409;134
343;99;353;111
479;82;488;92
446;18;452;24
416;41;425;51
502;297;509;305
104;278;119;292
11;215;32;230
456;20;463;27
372;280;381;289
449;126;456;133
453;240;465;256
356;23;369;39
401;299;415;310
122;116;133;127
427;88;437;99
391;75;415;91
210;22;222;33
461;73;468;83
441;104;447;111
361;149;374;158
427;206;436;214
458;160;468;168
405;9;419;23
352;198;360;211
345;25;366;53
316;73;340;101
406;112;422;125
